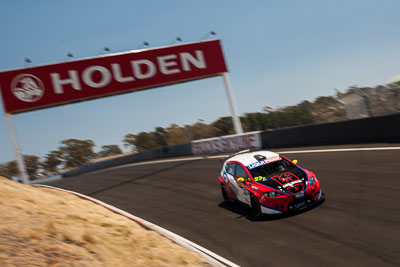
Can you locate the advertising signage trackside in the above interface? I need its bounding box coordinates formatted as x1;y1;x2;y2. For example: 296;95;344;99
192;132;261;154
0;40;227;114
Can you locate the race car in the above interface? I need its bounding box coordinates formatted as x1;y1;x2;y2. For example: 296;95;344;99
218;150;324;216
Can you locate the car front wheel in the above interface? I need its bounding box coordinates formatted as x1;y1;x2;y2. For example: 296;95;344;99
250;195;262;217
221;184;229;202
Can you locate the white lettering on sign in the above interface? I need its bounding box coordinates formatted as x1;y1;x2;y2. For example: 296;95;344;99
131;59;156;79
181;50;206;71
111;63;134;83
192;132;261;154
82;66;112;88
49;50;207;94
158;55;180;75
51;71;81;94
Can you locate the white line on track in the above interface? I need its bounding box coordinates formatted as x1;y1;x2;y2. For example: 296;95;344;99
91;146;400;174
278;146;400;154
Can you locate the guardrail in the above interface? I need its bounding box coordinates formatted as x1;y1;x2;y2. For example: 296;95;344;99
61;113;400;178
63;142;192;177
260;112;400;149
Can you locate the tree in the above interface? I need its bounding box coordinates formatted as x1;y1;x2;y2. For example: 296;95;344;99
154;127;168;147
41;150;62;173
5;155;40;180
123;134;137;152
6;161;18;177
242;112;270;131
98;145;122;157
184;122;219;140
211;117;234;136
24;155;40;179
279;100;315;127
166;124;188;145
260;101;316;129
123;132;158;152
58;139;96;168
134;132;158;151
0;163;12;178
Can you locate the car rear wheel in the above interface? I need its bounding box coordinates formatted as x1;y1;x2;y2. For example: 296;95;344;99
251;195;262;217
221;184;229;202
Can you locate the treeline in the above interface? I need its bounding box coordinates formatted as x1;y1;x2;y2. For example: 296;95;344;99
122;95;347;152
0;140;122;180
0;92;349;180
122;102;317;152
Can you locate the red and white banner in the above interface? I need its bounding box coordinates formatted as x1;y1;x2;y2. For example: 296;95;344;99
0;40;227;114
191;132;262;155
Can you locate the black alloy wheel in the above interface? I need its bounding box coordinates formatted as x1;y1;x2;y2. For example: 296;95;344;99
250;195;262;217
221;184;229;202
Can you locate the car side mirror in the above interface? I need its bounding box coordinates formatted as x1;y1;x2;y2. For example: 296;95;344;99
292;160;298;165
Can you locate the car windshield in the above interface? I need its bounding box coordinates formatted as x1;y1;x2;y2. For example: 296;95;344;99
249;157;296;179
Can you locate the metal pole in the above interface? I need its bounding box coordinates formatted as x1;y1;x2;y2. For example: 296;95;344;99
222;72;243;134
5;113;30;184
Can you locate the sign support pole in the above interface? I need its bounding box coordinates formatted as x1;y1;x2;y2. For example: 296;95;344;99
222;72;243;134
5;113;30;184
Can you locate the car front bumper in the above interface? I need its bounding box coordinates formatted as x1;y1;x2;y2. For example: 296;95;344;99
260;189;325;215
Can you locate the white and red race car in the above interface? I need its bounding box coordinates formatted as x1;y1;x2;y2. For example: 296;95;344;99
218;150;324;217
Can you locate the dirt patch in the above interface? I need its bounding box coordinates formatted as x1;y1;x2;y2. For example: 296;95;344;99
0;177;210;266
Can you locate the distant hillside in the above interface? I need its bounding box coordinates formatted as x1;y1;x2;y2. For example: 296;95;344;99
292;84;400;123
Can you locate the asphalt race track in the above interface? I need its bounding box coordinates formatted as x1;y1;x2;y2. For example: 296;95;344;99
45;145;400;267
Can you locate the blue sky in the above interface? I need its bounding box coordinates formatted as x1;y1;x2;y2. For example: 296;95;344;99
1;0;400;163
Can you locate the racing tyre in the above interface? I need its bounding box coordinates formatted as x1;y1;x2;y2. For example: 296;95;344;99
250;195;262;217
221;184;229;202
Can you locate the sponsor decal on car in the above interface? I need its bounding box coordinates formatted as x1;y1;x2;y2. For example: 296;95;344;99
283;180;303;188
264;156;282;164
247;156;282;170
253;176;265;182
294;201;306;209
271;172;304;194
247;160;266;170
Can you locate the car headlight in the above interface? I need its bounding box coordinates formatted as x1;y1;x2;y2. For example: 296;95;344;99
309;176;316;186
264;191;283;197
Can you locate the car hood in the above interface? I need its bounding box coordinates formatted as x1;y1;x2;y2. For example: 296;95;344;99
256;167;307;194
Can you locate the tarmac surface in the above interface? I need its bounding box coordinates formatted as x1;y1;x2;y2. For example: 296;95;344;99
45;145;400;266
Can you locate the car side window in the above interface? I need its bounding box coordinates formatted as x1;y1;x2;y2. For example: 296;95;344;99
235;164;249;179
227;163;236;176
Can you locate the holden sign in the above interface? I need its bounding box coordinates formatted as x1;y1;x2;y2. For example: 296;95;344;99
0;40;227;114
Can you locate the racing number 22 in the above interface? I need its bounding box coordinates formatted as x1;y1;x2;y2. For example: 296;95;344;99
254;176;265;182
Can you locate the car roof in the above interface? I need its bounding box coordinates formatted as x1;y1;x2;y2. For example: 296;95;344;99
227;150;280;166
